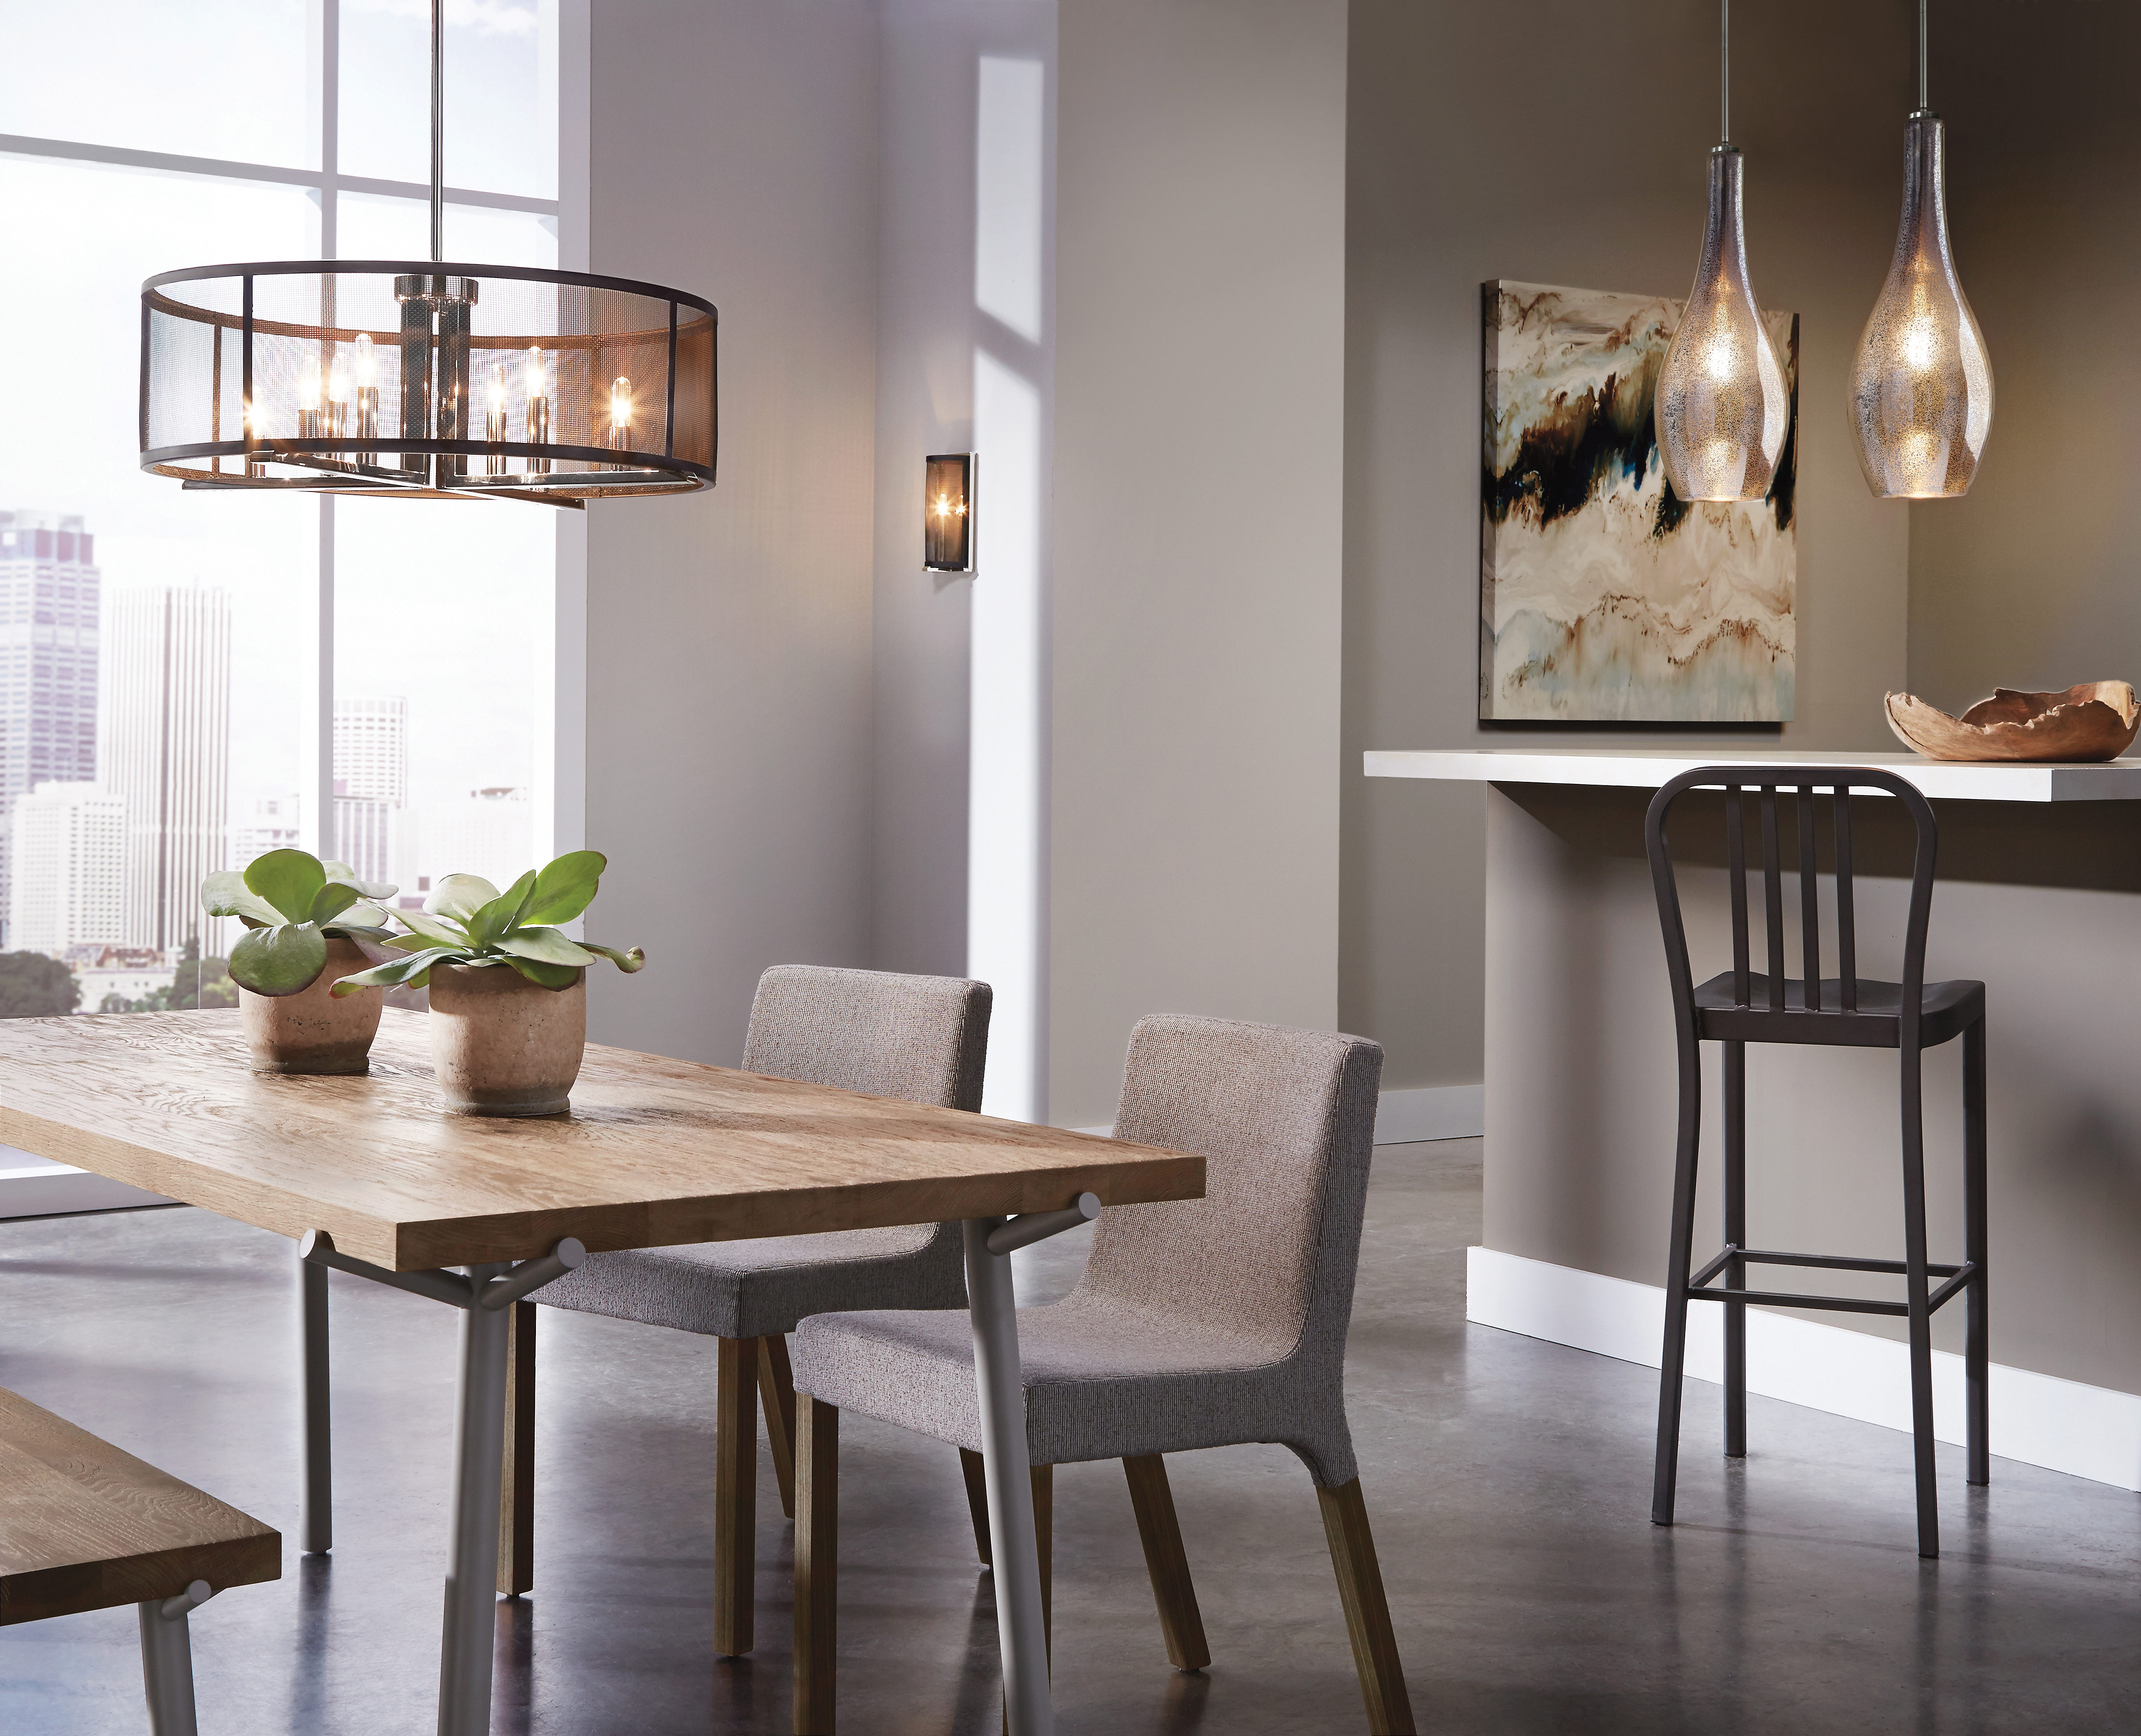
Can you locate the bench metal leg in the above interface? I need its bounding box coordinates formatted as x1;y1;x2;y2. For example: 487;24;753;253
964;1217;1052;1736
301;1253;332;1554
139;1581;212;1736
438;1263;511;1736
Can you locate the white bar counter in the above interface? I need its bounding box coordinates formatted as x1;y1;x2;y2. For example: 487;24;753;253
1364;746;2141;804
1366;744;2141;1494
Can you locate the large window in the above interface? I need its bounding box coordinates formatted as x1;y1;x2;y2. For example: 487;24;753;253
0;0;565;1029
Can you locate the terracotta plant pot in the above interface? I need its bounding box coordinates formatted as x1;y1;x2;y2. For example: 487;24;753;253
427;962;587;1117
239;936;384;1074
1885;681;2141;762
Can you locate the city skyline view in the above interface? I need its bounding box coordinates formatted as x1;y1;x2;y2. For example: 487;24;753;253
1;505;538;1011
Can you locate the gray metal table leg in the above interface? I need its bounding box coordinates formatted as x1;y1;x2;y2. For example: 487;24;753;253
964;1217;1053;1736
139;1580;212;1736
299;1231;582;1736
438;1262;511;1736
301;1252;332;1554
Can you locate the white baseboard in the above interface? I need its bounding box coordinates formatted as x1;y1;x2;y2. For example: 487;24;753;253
1375;1083;1485;1144
1467;1245;2141;1493
0;1158;172;1219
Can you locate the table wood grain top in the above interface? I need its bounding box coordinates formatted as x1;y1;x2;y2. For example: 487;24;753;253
0;1010;1204;1270
0;1385;281;1625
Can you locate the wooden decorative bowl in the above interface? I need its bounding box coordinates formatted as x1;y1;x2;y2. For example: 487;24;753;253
1884;681;2141;762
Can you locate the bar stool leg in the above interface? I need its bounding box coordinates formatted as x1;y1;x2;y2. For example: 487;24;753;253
1723;1041;1747;1460
1651;1040;1704;1527
1964;1016;1990;1488
1899;1044;1940;1560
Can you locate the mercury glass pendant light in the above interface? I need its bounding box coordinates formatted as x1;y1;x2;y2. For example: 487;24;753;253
138;0;716;506
1848;0;1992;498
1654;0;1793;503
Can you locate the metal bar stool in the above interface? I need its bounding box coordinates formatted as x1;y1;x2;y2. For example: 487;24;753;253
1645;765;1989;1559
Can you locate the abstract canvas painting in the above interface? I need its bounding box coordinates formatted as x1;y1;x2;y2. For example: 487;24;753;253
1479;280;1798;721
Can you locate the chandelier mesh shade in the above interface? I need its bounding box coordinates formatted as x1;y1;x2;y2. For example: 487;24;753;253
1654;146;1793;503
1848;113;1992;498
140;261;717;504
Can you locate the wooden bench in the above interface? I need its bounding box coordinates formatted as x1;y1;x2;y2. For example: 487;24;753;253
0;1386;281;1734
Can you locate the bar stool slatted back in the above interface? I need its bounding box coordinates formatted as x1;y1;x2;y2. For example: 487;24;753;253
0;1385;279;1734
1645;765;1989;1560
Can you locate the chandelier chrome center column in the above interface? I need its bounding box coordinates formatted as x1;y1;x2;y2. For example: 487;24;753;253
1848;0;1992;499
1654;0;1794;503
139;0;717;507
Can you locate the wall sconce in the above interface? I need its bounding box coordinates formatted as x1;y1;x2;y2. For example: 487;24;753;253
924;453;975;572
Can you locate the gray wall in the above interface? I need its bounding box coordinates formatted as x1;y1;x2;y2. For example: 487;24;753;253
1341;0;1918;1090
1485;783;2141;1394
1048;0;1351;1129
869;0;1058;987
583;1;881;1064
1905;2;2141;710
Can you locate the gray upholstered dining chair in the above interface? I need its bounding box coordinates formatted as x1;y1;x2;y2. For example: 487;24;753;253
789;1013;1415;1735
524;964;991;1657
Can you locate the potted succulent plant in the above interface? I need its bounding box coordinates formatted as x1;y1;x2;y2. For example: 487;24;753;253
200;851;399;1073
333;850;644;1116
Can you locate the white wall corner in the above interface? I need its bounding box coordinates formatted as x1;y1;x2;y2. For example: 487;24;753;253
1375;1083;1485;1144
1466;1245;2141;1494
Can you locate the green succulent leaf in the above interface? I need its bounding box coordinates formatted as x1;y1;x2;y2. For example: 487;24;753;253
322;862;398;900
579;941;646;974
426;874;500;922
324;922;399;946
309;881;364;926
320;860;356;879
202;869;288;928
502;955;583;990
469;871;539;948
393;908;470;948
332;901;390;930
522;850;607;927
496;927;596;968
228;921;329;997
244;849;328;925
329;946;466;995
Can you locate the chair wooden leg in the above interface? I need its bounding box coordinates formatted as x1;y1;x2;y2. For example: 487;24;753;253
1317;1478;1416;1736
1122;1453;1209;1670
958;1448;992;1565
715;1334;760;1656
497;1299;536;1596
759;1333;799;1520
794;1394;838;1734
1900;1045;1941;1559
1964;1016;1990;1488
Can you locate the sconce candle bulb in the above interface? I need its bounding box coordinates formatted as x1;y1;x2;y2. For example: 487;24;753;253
923;453;976;572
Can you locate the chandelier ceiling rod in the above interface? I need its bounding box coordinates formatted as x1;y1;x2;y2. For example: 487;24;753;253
430;0;446;262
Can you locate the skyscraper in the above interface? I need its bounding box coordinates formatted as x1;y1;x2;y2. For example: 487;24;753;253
104;587;231;955
333;697;410;888
0;511;101;946
7;782;125;955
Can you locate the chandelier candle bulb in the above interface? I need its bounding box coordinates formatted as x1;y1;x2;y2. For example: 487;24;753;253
607;375;633;452
353;333;379;445
485;362;509;476
524;345;550;475
297;361;323;443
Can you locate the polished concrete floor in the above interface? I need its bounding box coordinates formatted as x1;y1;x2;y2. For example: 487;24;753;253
2;1139;2135;1733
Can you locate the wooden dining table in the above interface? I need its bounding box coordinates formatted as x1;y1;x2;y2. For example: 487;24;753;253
0;1008;1204;1736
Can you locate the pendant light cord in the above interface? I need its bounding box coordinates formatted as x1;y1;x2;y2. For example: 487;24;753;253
1927;0;1944;110
429;0;445;262
1720;0;1730;142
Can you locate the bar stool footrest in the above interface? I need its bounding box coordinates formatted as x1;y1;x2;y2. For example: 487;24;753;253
1686;1245;1976;1316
